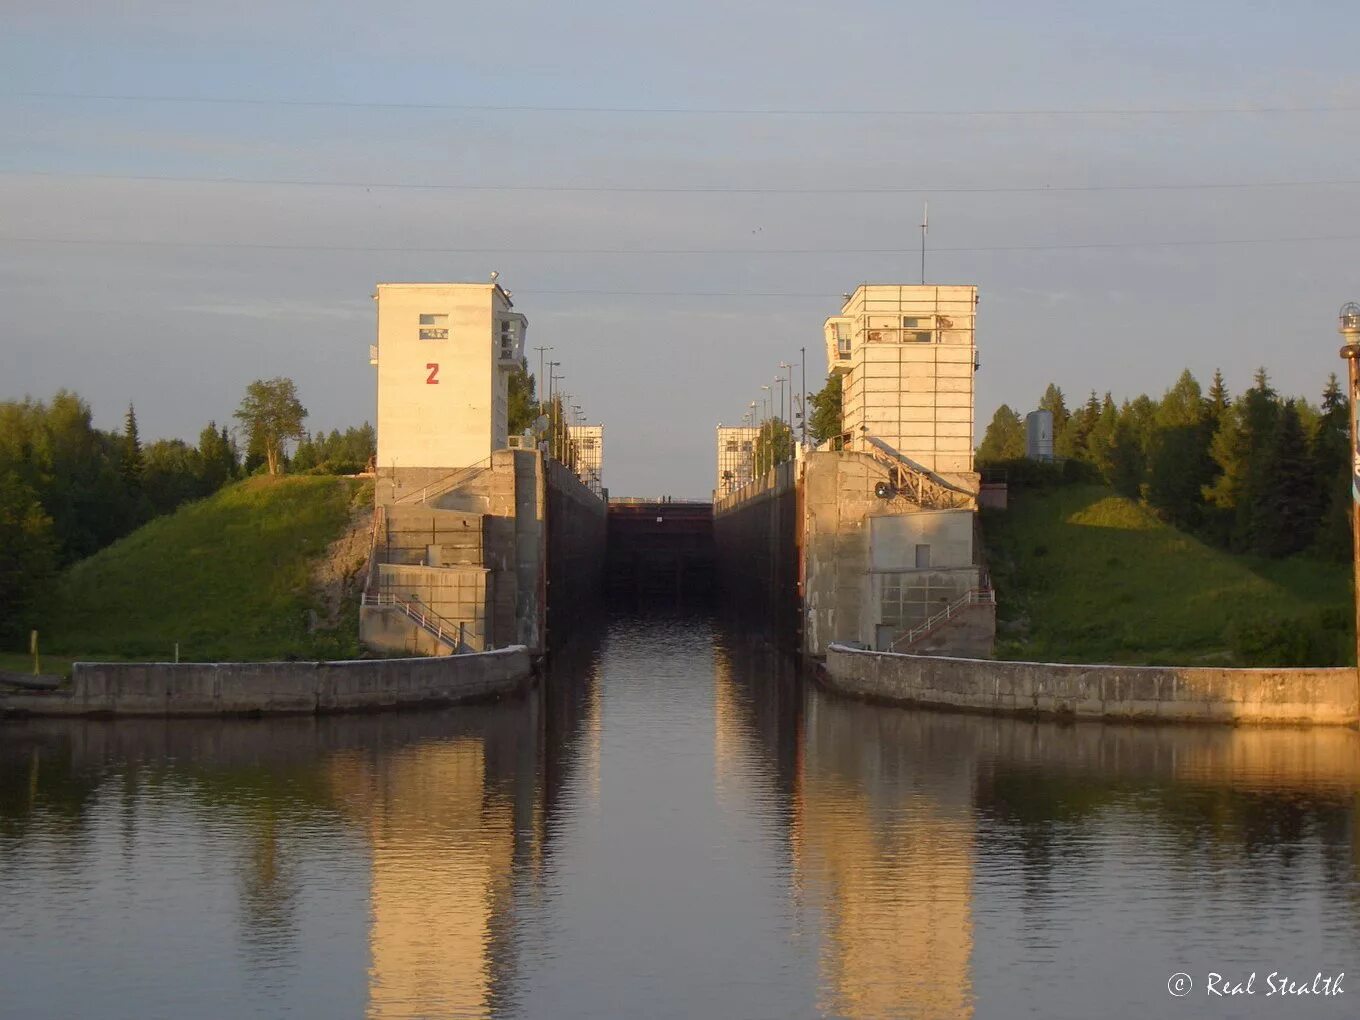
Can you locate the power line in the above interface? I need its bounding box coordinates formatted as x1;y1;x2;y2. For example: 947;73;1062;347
4;232;1360;255
9;169;1360;195
11;90;1360;117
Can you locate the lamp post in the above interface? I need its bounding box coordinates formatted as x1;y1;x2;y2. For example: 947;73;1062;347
552;371;565;461
534;345;552;416
799;347;807;447
1339;303;1360;683
546;361;560;459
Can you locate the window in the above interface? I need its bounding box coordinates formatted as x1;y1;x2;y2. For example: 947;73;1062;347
419;313;448;341
725;440;738;452
835;323;852;359
498;320;517;360
910;330;933;343
741;441;753;452
903;317;923;328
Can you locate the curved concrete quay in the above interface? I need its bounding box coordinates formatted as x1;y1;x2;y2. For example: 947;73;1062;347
0;646;531;718
822;644;1360;726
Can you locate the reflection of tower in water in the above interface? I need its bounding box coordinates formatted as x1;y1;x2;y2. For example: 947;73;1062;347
329;740;518;1020
793;697;977;1020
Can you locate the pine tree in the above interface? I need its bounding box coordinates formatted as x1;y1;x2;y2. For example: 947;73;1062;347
1249;400;1317;556
197;421;236;493
1310;374;1351;559
1039;383;1070;455
121;402;144;484
1206;369;1230;422
1107;410;1146;499
1057;391;1100;461
1145;370;1215;529
1086;394;1120;481
1205;369;1279;549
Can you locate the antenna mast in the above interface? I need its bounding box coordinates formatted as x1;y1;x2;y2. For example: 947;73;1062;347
920;201;928;284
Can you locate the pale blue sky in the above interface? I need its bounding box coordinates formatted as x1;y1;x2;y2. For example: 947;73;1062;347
5;1;1360;495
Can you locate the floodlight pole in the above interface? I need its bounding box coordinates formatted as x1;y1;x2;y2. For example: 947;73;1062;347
1339;303;1360;696
800;346;807;447
534;345;552;416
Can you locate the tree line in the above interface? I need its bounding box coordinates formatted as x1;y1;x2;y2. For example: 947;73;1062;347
0;378;375;647
977;368;1349;560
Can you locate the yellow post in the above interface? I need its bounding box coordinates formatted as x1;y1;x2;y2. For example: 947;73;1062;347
30;629;38;676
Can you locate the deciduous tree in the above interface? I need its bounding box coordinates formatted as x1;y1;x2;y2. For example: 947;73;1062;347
807;373;844;445
234;378;308;476
977;404;1025;463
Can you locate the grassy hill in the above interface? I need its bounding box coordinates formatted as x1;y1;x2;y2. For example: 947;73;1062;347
42;475;371;662
984;484;1354;666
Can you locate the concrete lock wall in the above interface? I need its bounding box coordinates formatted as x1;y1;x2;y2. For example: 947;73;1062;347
366;449;546;654
801;451;990;656
713;460;799;635
823;645;1360;726
0;647;532;718
546;458;607;626
372;563;489;651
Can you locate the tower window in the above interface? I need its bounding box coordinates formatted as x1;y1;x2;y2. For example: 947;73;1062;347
418;313;448;341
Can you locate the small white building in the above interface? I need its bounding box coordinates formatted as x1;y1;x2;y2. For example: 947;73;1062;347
715;424;760;496
568;424;604;495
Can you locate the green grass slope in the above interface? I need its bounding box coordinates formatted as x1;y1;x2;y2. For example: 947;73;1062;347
45;475;367;661
984;484;1353;666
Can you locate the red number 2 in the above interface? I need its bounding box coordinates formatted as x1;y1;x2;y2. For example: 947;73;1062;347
426;363;440;384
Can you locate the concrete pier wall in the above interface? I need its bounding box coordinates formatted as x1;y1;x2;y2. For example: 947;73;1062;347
366;449;558;655
713;461;799;636
824;644;1360;725
546;459;607;627
0;647;531;718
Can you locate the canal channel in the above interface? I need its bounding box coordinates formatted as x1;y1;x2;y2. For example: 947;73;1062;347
2;612;1358;1018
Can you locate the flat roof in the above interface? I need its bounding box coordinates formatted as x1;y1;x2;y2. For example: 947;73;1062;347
375;281;514;306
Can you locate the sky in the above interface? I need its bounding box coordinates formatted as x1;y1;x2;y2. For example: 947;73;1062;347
5;0;1360;496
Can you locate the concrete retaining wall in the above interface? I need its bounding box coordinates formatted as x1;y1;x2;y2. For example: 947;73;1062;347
713;460;799;636
547;458;607;625
0;647;531;718
824;644;1360;725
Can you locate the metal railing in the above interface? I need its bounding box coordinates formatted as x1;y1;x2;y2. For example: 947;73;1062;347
361;592;466;652
610;496;712;506
887;585;996;653
361;505;387;600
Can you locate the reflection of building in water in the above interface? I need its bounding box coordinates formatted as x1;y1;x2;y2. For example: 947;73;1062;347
793;696;976;1020
711;633;803;809
712;640;745;806
329;740;516;1020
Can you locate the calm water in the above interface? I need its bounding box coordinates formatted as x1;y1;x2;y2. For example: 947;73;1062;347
3;614;1359;1019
